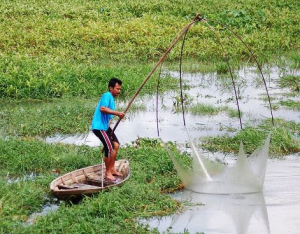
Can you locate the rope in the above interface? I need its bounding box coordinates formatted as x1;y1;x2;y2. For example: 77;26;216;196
156;63;163;137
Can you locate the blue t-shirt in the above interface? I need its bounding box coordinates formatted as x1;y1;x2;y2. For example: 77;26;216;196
91;92;115;131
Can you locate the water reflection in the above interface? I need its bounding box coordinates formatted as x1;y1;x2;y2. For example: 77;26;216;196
147;190;271;234
141;155;300;234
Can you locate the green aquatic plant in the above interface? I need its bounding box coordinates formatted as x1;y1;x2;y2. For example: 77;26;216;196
225;107;243;118
0;98;95;137
172;93;194;113
189;103;220;116
187;103;242;118
279;75;300;93
201;118;300;156
280;100;300;110
288;49;300;69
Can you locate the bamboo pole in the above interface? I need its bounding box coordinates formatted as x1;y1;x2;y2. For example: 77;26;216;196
112;14;202;134
101;158;104;188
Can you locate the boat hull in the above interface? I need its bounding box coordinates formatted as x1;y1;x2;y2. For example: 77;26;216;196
50;159;130;200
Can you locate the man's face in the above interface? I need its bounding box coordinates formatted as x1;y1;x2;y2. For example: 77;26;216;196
109;83;122;97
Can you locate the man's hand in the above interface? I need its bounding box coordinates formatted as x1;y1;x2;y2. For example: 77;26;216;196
100;106;125;119
116;112;125;119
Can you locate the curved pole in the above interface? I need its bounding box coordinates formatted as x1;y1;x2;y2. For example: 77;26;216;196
156;24;192;136
112;14;202;134
156;64;163;137
179;29;189;127
224;26;275;125
203;19;243;129
206;19;274;126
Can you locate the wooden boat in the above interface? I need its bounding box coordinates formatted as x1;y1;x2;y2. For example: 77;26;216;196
50;159;130;200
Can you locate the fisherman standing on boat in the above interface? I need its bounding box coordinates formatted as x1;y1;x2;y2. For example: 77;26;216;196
91;78;125;181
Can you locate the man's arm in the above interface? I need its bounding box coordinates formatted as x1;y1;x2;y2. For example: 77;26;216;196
100;106;125;119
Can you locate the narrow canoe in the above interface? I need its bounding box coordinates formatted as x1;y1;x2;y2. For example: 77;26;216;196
50;159;130;200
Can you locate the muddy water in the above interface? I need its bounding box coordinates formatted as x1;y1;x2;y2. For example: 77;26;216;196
140;155;300;234
46;66;300;145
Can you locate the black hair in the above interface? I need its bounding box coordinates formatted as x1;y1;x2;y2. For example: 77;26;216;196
108;77;122;89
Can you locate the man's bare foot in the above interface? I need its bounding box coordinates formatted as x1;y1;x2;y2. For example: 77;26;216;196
112;170;123;177
105;173;116;181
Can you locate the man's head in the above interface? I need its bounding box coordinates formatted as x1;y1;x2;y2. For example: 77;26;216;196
108;77;122;97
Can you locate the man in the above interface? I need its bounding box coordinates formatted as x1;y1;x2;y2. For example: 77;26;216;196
91;78;125;181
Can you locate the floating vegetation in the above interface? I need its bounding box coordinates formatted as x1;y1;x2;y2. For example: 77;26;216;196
280;99;300;110
279;75;300;93
189;103;221;116
187;103;242;118
1;0;300;99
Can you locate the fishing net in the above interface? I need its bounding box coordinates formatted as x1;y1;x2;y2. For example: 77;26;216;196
157;14;274;194
114;14;274;194
165;130;270;194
